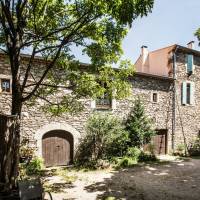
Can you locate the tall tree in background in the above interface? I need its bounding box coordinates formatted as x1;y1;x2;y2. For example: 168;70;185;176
125;98;155;148
0;0;154;190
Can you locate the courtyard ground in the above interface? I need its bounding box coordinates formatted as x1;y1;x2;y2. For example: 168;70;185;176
43;157;200;200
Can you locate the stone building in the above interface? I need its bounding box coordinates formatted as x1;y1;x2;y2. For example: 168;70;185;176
0;41;199;166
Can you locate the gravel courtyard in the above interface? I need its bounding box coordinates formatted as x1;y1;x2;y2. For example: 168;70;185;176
44;157;200;200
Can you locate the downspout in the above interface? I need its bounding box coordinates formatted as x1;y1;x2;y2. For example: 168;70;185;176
172;46;179;153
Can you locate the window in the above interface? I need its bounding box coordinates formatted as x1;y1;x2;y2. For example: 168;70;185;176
96;82;112;109
186;83;190;104
182;81;194;105
152;93;158;103
187;54;194;75
1;79;11;93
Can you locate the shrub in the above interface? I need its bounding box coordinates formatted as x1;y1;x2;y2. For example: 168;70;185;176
138;151;157;162
113;156;137;168
125;97;156;148
126;147;141;160
174;143;186;156
19;138;35;163
75;113;129;165
118;157;137;167
26;157;44;175
188;137;200;156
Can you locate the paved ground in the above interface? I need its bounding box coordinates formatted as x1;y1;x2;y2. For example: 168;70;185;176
43;157;200;200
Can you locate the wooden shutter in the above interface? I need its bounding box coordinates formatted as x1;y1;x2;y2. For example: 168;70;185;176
190;82;195;105
187;54;194;74
182;82;187;105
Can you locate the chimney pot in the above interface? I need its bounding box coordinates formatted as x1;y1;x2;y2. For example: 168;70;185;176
187;41;195;49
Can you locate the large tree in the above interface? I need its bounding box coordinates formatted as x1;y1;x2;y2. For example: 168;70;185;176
0;0;154;190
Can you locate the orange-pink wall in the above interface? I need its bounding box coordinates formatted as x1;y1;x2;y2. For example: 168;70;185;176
135;46;175;77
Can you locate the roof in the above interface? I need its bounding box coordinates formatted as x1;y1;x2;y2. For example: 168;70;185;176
134;44;200;78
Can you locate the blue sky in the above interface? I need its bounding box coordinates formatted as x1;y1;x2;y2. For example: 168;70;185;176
75;0;200;64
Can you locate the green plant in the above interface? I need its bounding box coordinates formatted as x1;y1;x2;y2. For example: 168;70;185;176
26;157;44;175
75;113;129;166
138;151;157;162
126;147;141;160
115;156;137;168
125;97;156;148
188;137;200;156
174;143;186;156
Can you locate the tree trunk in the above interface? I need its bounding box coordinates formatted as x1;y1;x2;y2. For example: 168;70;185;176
0;115;20;192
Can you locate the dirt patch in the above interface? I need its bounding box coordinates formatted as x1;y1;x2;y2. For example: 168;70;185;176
43;158;200;200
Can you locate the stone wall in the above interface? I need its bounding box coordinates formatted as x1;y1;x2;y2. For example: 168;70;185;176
0;54;173;154
174;50;200;149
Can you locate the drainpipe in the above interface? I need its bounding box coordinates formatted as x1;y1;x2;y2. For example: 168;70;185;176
172;46;179;153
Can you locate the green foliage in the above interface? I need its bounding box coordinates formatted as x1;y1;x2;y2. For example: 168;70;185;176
174;143;186;156
138;151;157;162
116;156;137;168
25;157;44;176
126;147;141;159
188;137;200;156
125;97;156;148
75;113;129;165
0;0;154;115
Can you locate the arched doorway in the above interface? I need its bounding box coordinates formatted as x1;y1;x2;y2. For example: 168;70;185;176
42;130;73;166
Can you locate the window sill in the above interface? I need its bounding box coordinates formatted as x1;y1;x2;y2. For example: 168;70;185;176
95;105;112;110
0;92;12;95
182;104;195;107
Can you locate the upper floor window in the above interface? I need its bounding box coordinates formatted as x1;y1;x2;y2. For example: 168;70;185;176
182;81;194;105
186;54;194;75
1;79;11;93
95;82;112;109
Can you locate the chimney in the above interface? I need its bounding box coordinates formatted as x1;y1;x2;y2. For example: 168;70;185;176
141;45;148;56
141;45;149;67
187;41;195;49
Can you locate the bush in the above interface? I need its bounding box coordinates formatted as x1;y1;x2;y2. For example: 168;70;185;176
174;143;186;156
75;113;129;166
138;151;157;162
188;138;200;156
126;147;141;160
112;156;137;168
26;157;44;175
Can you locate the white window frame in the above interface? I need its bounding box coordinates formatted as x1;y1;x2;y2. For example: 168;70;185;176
182;81;195;106
0;75;12;94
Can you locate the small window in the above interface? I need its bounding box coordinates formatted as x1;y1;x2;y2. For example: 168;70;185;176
96;82;112;109
152;93;158;103
1;79;11;93
182;81;195;105
186;83;191;104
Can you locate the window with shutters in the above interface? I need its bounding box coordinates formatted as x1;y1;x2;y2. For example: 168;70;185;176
186;54;194;75
182;81;194;105
1;79;11;93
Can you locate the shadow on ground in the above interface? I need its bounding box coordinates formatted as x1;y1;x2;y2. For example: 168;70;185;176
84;158;200;200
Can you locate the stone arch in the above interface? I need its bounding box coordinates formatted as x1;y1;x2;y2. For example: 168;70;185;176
35;122;81;158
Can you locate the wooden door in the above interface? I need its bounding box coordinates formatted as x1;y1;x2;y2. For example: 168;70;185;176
42;130;73;167
152;130;167;155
